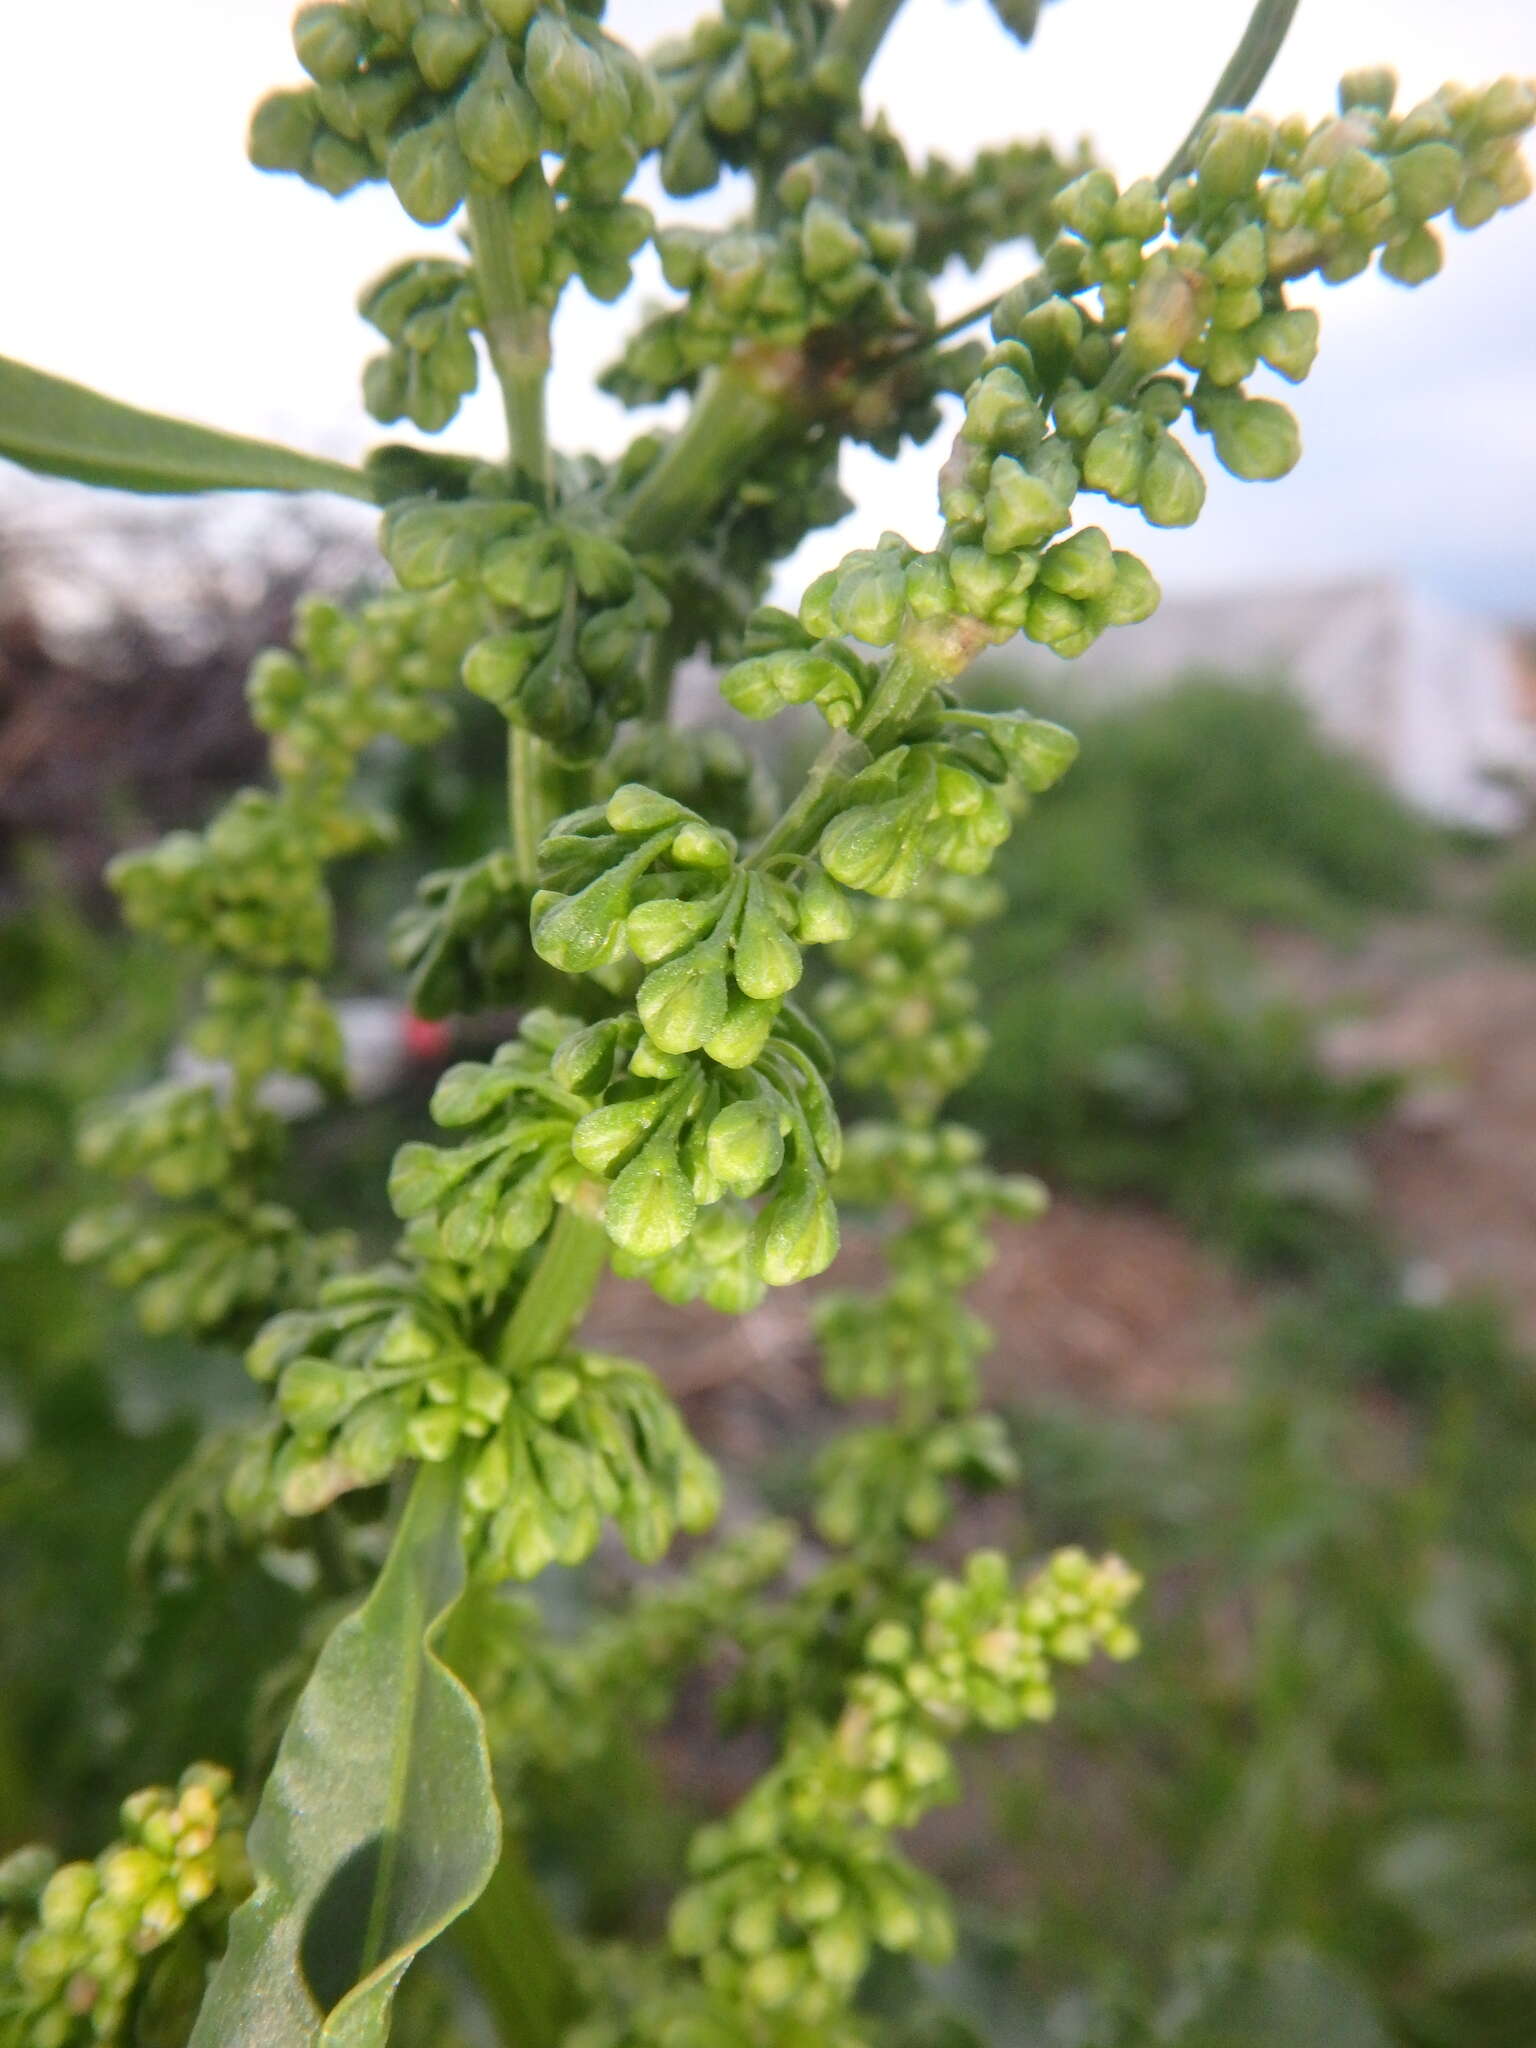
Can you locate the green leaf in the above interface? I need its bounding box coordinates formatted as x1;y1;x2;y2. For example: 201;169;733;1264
189;1457;499;2047
0;354;377;502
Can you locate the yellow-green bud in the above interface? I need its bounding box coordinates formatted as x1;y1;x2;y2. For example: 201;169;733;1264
983;456;1070;553
455;44;541;185
387;114;468;226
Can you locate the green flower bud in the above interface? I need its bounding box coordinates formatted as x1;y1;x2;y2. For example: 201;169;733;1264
531;864;643;973
1124;262;1203;370
455;44;541;185
1052;168;1118;242
1196;112;1272;198
949;544;1031;619
962;365;1045;454
1380;224;1443;284
1202;393;1301;480
363;0;425;33
462;629;541;712
1138;432;1205;527
905;553;959;620
294;4;367;85
480;0;537;31
309;129;377;195
983;456;1069;553
606;783;692;834
277;1358;363;1434
1024;587;1089;652
1329;146;1392;217
1339;66;1396;114
1250;306;1319;381
1111;176;1166;242
799;196;870;282
795;866;854;943
1082;414;1146;502
249;90;322;173
1099;549;1161;626
525;12;605;130
661;110;721;197
626;895;720;964
637;947;731;1054
605;1140;696;1257
1038;525;1116;601
704;49;757;134
482;529;568;614
703;990;779;1068
831;559;906;647
1392;141;1463;221
571;1095;668;1175
733;879;802;1000
385;502;477;588
1011;294;1083;384
819;782;929;898
986;715;1080;790
386;114;468;226
753;1170;839;1285
411;13;487;91
722;649;852;720
707;1100;784;1197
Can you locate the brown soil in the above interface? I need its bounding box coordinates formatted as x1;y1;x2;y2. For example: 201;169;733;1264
1264;914;1536;1341
586;1196;1248;1443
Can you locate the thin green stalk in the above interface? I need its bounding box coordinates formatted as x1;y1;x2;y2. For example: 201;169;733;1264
1158;0;1305;187
821;0;910;79
901;0;1305;354
466;180;553;506
508;726;545;891
618;353;805;552
444;1210;609;2043
455;1838;578;2048
496;1204;610;1373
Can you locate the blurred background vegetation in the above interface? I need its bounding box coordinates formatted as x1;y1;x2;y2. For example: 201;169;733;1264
5;514;1536;2046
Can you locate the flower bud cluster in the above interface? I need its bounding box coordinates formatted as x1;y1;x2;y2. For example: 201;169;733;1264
251;0;668;233
390;849;529;1019
815;872;1003;1115
531;785;849;1063
670;1809;950;2029
666;1547;1137;2026
62;1083;344;1339
243;1252;718;1579
908;136;1092;276
360;255;479;433
385;1000;841;1293
0;1766;247;2048
596;726;779;848
812;1124;1044;1418
651;0;847;198
608;148;932;414
75;576;472;1342
945;73;1536;615
823;1546;1142;1822
481;1521;795;1777
382;495;668;762
804;708;1073;902
814;1411;1018;1547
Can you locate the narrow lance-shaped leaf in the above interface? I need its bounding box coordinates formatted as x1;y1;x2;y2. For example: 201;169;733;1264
190;1456;499;2047
0;354;377;501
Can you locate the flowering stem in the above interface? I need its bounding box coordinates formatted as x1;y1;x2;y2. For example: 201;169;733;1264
465;180;552;507
495;1204;610;1375
904;0;1305;353
821;0;909;78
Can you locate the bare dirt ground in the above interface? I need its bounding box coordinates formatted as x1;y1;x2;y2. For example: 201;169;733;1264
1265;913;1536;1342
589;898;1536;1429
586;1197;1248;1445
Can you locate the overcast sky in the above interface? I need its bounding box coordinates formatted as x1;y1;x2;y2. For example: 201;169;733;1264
2;0;1533;616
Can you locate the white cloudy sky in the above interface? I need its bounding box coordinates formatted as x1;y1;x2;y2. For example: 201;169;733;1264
3;0;1533;614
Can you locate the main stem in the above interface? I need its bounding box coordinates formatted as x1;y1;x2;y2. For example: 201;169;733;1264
460;176;617;2048
468;178;558;879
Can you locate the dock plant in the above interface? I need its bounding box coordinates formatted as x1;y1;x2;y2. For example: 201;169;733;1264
0;0;1530;2041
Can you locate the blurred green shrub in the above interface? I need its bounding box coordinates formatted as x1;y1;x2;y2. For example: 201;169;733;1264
1486;853;1536;954
950;680;1428;1271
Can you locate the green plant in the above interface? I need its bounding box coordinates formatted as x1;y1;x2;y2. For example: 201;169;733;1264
1;3;1530;2044
1485;850;1536;953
